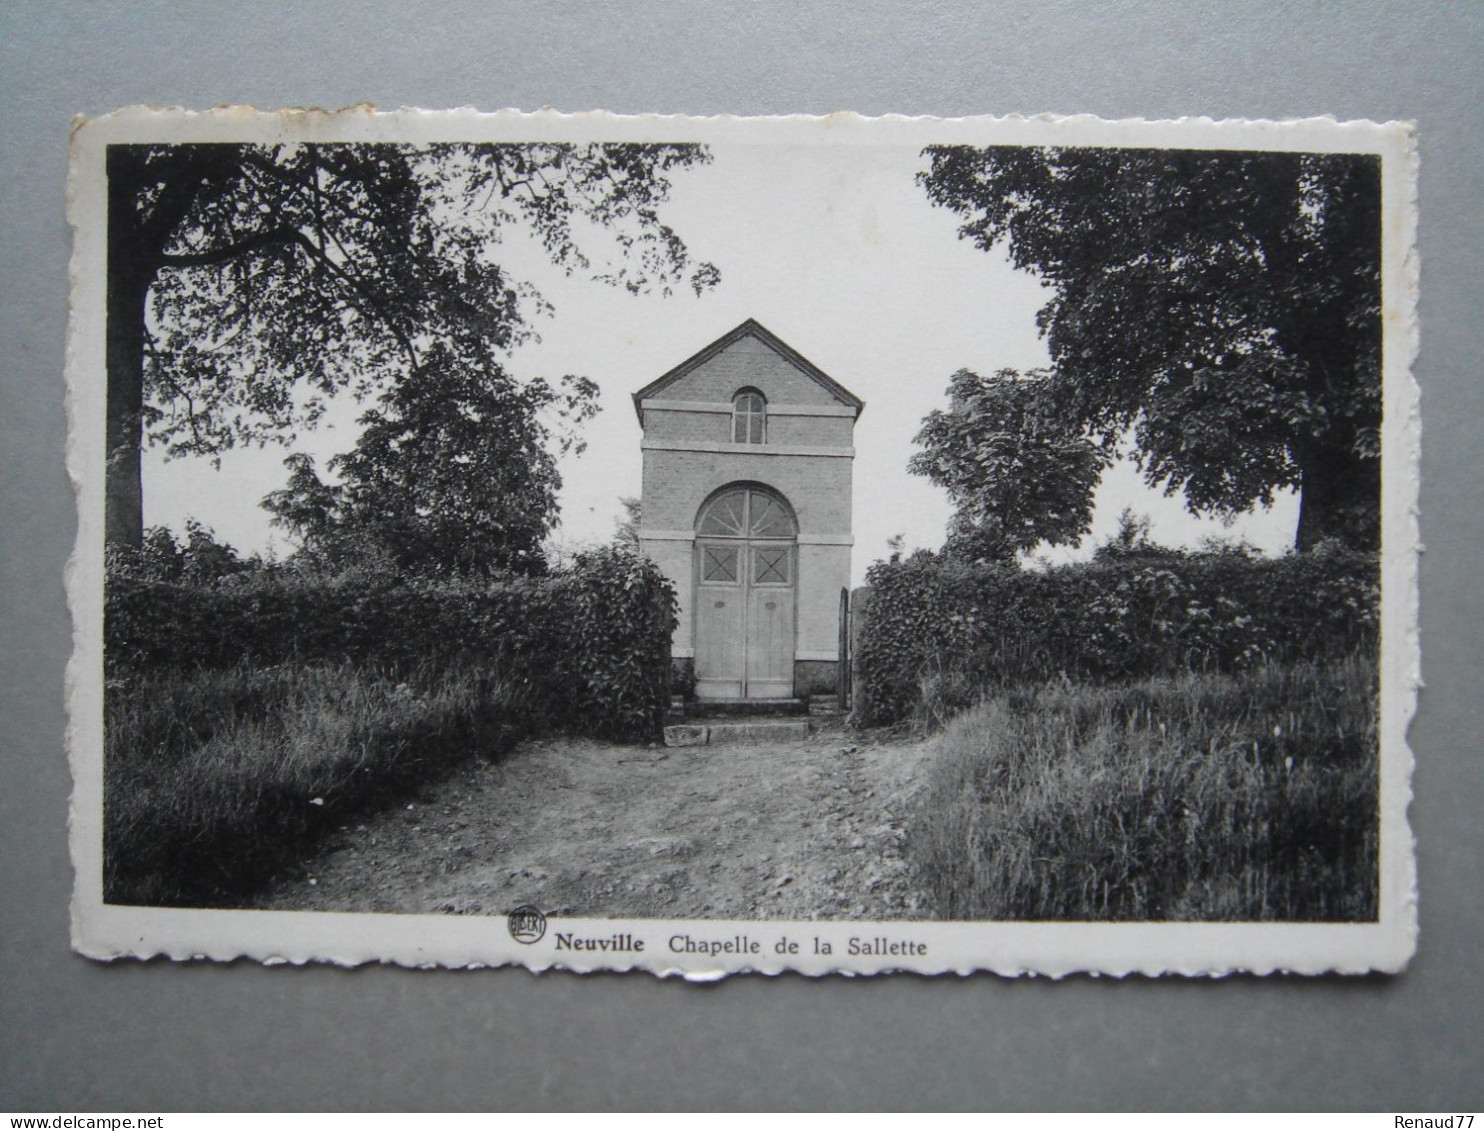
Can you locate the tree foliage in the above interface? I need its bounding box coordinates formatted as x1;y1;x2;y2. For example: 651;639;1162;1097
909;367;1107;561
918;146;1382;550
613;496;642;551
106;519;260;586
262;346;595;577
106;141;718;544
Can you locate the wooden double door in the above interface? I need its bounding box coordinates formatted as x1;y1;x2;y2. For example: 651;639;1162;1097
693;487;796;700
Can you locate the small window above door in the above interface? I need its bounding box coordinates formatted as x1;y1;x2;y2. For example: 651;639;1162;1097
732;389;766;444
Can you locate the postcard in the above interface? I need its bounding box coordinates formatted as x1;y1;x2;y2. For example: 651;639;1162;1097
68;107;1418;976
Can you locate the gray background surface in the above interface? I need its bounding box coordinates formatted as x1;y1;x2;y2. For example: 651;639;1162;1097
2;0;1480;1112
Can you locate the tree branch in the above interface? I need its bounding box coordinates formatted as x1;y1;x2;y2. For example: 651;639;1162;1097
159;226;300;268
281;228;421;369
161;214;418;371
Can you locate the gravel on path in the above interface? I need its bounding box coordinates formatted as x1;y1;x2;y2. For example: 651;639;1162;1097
251;723;937;921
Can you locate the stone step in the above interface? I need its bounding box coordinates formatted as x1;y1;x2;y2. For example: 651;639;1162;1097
808;694;846;716
663;720;811;747
680;697;808;717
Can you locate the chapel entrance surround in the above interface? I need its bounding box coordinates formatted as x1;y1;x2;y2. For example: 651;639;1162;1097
693;484;797;700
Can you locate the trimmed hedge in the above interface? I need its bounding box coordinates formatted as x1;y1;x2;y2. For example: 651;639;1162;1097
106;545;678;742
855;548;1379;726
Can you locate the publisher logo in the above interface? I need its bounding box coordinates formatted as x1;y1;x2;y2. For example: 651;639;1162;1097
507;905;547;944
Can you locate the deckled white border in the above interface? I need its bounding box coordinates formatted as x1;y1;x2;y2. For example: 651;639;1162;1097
66;107;1420;977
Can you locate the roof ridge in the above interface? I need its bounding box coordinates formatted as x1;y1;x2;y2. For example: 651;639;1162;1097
631;319;865;423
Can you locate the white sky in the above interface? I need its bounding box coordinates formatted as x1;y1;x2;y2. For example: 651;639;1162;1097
143;140;1298;586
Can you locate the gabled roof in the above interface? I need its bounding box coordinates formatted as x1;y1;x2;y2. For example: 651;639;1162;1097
631;318;865;422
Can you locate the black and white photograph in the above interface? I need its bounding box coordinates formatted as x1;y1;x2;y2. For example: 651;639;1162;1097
67;108;1417;976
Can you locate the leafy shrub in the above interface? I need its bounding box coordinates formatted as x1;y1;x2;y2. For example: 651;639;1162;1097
855;548;1378;726
105;521;262;585
905;656;1379;921
105;546;678;741
559;545;679;739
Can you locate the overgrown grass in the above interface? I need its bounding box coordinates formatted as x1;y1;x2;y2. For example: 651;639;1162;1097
905;656;1378;921
104;661;527;906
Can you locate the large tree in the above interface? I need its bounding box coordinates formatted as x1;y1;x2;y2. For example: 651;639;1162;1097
909;367;1106;562
918;146;1382;551
261;345;595;577
106;141;718;546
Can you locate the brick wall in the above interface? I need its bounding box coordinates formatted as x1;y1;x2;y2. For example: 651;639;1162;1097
641;448;853;532
643;406;853;448
662;334;841;406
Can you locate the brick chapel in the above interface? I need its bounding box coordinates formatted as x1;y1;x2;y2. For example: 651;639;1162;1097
632;319;864;701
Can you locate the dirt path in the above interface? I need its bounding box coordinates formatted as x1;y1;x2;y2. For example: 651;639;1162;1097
252;723;938;920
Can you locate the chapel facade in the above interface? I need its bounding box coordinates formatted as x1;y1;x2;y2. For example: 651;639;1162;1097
632;319;863;701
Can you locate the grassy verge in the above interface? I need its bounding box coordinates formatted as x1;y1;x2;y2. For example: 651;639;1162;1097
905;656;1378;921
104;661;527;906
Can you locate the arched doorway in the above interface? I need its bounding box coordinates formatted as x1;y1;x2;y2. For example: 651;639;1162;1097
693;484;797;700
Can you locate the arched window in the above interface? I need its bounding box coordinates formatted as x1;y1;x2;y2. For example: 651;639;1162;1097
696;486;796;540
732;389;766;444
